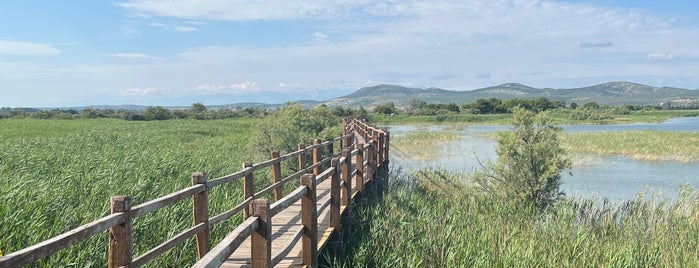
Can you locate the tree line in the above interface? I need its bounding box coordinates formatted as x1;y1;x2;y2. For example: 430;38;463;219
373;97;698;116
3;96;697;120
0;103;269;120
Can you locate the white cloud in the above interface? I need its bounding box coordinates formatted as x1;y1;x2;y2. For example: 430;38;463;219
117;0;371;21
122;87;168;96
196;81;259;94
0;40;61;56
312;32;328;43
148;22;167;27
647;52;674;61
7;0;699;107
111;53;160;59
174;26;198;32
580;39;613;48
277;82;305;89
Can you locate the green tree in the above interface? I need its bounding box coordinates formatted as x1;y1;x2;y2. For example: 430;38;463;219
248;103;340;163
476;107;571;211
407;99;427;114
583;102;600;109
190;102;208;119
144;106;171;120
374;102;396;115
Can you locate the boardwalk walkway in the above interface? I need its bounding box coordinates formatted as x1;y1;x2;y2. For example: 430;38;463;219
220;130;371;267
222;172;355;267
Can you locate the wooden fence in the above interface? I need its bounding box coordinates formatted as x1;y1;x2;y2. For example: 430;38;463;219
0;117;389;268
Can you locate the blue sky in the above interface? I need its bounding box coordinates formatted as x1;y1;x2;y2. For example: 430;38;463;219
1;0;698;107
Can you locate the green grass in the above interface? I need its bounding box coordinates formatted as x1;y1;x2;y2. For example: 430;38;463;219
562;131;699;163
0;118;262;267
326;169;699;267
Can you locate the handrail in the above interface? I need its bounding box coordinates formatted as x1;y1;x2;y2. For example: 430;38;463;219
269;186;308;216
0;117;389;268
0;213;126;267
191;216;260;268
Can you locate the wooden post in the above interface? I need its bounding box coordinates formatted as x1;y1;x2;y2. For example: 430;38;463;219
244;162;254;219
342;118;347;136
338;134;343;152
300;174;318;267
328;141;334;163
330;158;341;229
355;143;364;193
341;148;351;206
378;132;385;165
108;195;132;268
384;132;390;164
367;141;376;180
192;173;210;259
344;133;352;151
271;151;283;201
298;144;306;172
313;139;321;175
250;199;271;268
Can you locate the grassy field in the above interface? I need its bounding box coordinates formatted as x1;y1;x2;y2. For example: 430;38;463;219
327;169;699;267
0;118;262;267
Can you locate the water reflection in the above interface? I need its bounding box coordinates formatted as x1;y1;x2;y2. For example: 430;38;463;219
387;117;699;201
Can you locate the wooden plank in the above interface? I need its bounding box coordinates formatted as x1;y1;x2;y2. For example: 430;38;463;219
0;213;125;267
192;217;259;268
207;167;251;188
131;223;207;267
209;197;252;226
269;187;307;217
130;184;205;218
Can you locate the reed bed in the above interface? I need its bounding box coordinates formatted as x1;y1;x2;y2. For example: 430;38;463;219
562;131;699;163
0;118;258;267
327;168;699;267
392;131;461;160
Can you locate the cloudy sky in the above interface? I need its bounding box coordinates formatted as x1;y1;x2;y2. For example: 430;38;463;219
1;0;698;107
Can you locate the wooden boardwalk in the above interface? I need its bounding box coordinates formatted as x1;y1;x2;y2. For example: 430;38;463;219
222;173;355;267
220;125;372;267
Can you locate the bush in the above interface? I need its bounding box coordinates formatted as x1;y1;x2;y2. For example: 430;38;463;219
476;107;571;211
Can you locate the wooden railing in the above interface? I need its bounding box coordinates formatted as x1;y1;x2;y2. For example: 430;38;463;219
0;117;389;268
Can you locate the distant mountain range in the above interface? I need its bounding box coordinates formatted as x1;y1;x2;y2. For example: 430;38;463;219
324;81;699;108
41;81;699;111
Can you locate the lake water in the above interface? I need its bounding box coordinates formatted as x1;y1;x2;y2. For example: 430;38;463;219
388;117;699;201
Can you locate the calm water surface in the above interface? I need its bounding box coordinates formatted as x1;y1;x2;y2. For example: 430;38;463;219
388;117;699;201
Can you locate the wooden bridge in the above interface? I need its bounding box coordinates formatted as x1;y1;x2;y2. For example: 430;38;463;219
0;117;389;268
